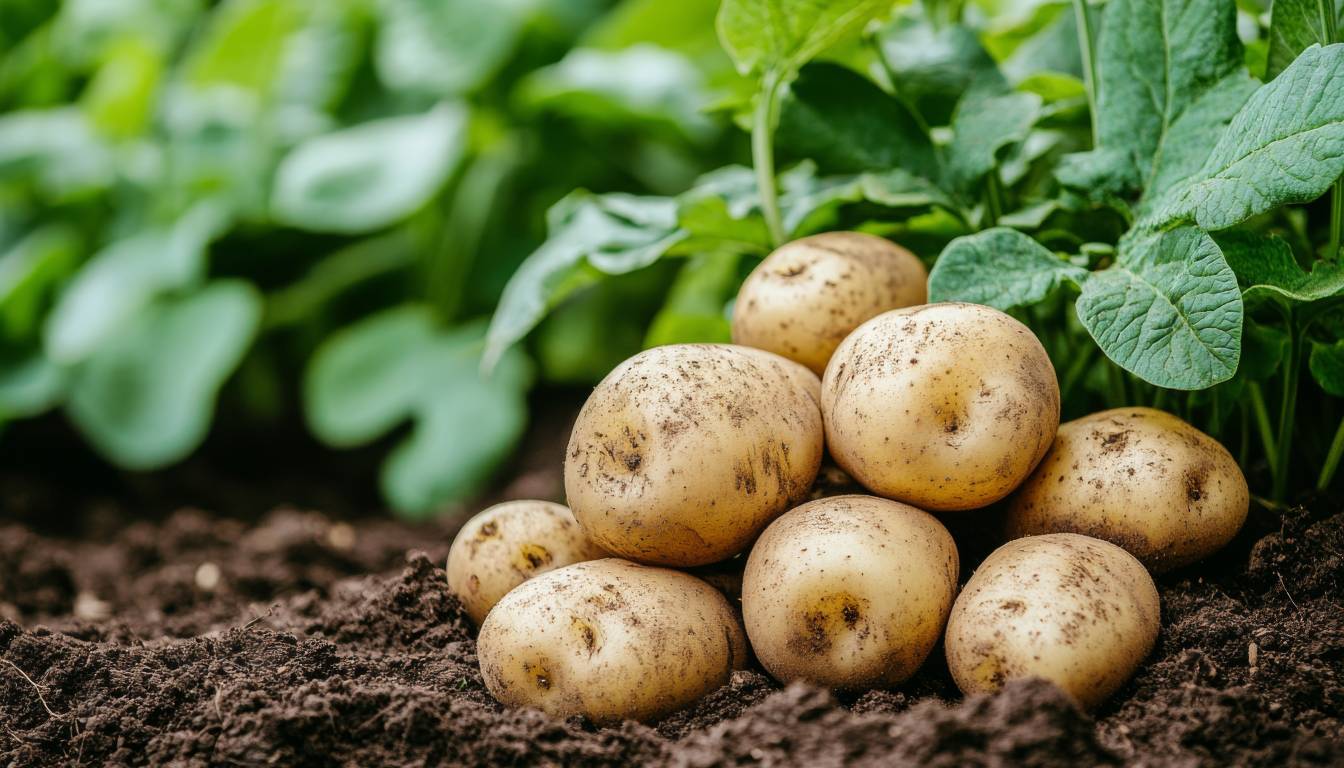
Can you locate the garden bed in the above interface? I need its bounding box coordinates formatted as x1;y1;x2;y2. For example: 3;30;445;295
1;473;1340;766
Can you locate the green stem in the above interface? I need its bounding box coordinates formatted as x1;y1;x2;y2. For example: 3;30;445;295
1059;343;1097;402
1321;0;1339;42
1071;0;1100;147
1329;176;1342;261
752;68;786;247
1106;363;1126;406
1249;381;1277;474
1273;318;1303;502
1239;400;1250;468
983;169;1004;228
1152;387;1169;412
1317;414;1344;490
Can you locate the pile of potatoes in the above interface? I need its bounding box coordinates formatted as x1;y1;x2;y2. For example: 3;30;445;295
449;231;1250;724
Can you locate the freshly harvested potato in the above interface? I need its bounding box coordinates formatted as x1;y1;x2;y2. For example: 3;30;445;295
821;303;1060;511
477;558;747;723
732;232;928;375
945;533;1159;709
447;500;607;624
1005;407;1249;571
742;495;959;689
565;343;824;566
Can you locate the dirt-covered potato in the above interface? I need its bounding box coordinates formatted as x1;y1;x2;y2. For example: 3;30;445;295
742;495;959;689
945;533;1159;709
1005;407;1249;571
732;232;928;375
821;303;1059;511
477;558;747;723
565;343;824;566
446;500;606;624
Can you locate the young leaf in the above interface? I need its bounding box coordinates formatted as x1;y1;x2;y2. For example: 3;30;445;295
484;192;687;368
271;103;468;234
776;62;938;180
715;0;889;76
1213;229;1344;307
929;227;1087;310
1154;44;1344;230
66;281;261;470
1076;227;1243;389
1267;0;1343;79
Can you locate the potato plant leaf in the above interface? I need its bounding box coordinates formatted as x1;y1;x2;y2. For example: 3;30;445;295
776;62;939;180
271;102;468;234
66;281;261;469
0;226;79;341
1310;339;1344;396
928;228;1088;310
946;87;1041;191
1076;227;1243;389
874;14;1000;126
1267;0;1344;79
1153;44;1344;230
376;0;526;96
1213;229;1344;308
0;348;64;420
715;0;889;76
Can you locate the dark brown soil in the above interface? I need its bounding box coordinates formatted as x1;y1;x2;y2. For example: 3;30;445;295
1;496;1341;767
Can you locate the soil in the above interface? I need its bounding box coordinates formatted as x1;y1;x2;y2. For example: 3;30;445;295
1;412;1342;765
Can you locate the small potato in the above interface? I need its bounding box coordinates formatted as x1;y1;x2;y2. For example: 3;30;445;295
477;558;747;723
447;500;607;624
732;232;928;375
565;344;824;566
821;303;1060;511
945;533;1159;709
742;495;959;689
1005;407;1249;571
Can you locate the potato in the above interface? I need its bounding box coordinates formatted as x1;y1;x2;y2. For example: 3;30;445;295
565;343;824;566
944;533;1159;709
477;558;747;723
741;495;959;689
447;500;607;624
732;232;928;375
1004;407;1249;571
821;303;1060;511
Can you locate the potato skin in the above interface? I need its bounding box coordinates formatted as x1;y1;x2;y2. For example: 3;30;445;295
732;232;928;375
477;558;747;723
944;533;1159;709
1004;407;1249;571
446;500;606;625
821;303;1060;511
565;344;824;566
742;495;959;689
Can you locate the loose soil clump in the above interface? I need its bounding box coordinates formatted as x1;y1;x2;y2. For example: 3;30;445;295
1;502;1341;766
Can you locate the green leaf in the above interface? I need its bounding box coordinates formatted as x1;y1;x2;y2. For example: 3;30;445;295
947;87;1041;190
81;36;162;139
519;44;716;140
1154;44;1344;230
1310;338;1344;396
484;191;687;368
645;252;740;347
271;103;468;234
184;0;304;97
1093;0;1247;200
44;204;224;363
66;281;261;469
1076;227;1243;389
928;227;1088;310
0;226;79;340
1267;0;1343;79
0;108;115;197
1142;72;1258;201
307;310;533;517
304;306;438;447
375;0;527;96
0;348;64;419
874;13;999;125
715;0;889;75
776;62;939;180
778;163;958;234
1241;319;1288;381
1213;229;1344;307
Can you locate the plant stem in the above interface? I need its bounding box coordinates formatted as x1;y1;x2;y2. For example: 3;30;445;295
1329;176;1342;261
752;68;786;247
983;169;1004;228
1152;387;1169;412
1071;0;1100;147
1059;342;1096;402
1318;415;1344;490
1106;363;1126;406
1321;0;1339;43
1273;317;1303;502
1248;381;1277;474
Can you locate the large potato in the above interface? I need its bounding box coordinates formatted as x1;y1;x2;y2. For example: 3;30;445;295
447;500;606;624
1005;407;1249;571
945;533;1159;709
821;303;1059;511
565;343;824;566
742;495;958;689
732;232;928;375
477;558;747;723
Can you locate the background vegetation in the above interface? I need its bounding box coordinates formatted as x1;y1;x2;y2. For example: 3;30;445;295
2;0;1341;517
